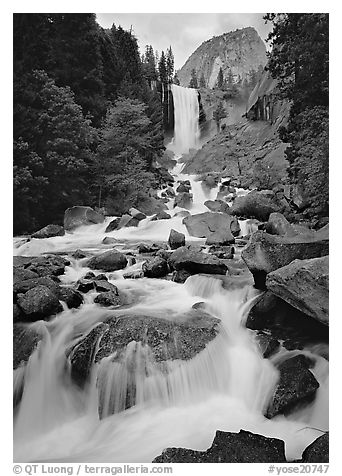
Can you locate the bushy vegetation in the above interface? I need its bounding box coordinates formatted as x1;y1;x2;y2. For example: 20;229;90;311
13;14;167;234
265;13;329;218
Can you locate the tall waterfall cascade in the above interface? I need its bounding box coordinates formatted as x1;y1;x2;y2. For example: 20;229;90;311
13;85;328;463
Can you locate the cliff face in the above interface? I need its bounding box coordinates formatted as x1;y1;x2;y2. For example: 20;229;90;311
178;27;267;88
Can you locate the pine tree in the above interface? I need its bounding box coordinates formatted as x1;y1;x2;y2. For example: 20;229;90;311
142;45;158;83
217;67;224;89
166;46;174;83
212;101;227;131
158;50;168;83
189;68;198;88
199;73;206;88
173;72;180;85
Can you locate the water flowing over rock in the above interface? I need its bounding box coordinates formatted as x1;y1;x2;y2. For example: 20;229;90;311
31;224;65;239
105;218;120;233
13;323;44;369
242;231;329;288
129;208;146;221
168;246;227;275
266;355;319;419
266;256;329;325
183;212;235;245
87;249;128;272
94;292;123;307
64;206;104;231
301;434;329;463
168;229;185;250
151;211;171;221
153;430;286;463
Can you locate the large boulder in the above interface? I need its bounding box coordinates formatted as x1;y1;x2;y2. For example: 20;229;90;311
230;191;282;221
142;257;169;278
70;310;220;387
31;224;65;239
168;246;227;275
153;430;286;463
241;231;329;288
204;200;231;214
94;291;123;307
168;229;185;250
13;276;60;297
13;323;44;369
266;355;319;419
301;434;329;463
13;255;69;279
151;211;171;221
174;192;193;209
129;207;146;221
183;212;235;245
16;285;63;321
64;206;104;231
266;256;329;325
117;214;139;229
88;250;128;272
105;218;120;233
58;287;84;309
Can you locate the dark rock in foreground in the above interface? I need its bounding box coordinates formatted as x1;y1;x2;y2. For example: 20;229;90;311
266;256;329;325
151;211;171;221
266;355;319;419
94;291;123;307
142;257;169;278
31;224;65;239
168;229;185;250
13;323;44;369
230;190;283;221
168;246;227;275
301;433;329;463
64;206;104;231
88;249;128;272
255;332;280;358
59;287;84;309
17;285;63;321
105;218;120;233
153;430;286;463
242;231;329;288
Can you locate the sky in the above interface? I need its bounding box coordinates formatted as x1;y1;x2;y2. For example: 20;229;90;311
96;13;273;70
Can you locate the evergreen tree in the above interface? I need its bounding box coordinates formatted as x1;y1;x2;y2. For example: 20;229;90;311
217;67;224;89
213;101;227;131
173;72;180;85
142;45;158;83
158;50;168;83
189;68;198;88
199;73;206;88
166;46;174;83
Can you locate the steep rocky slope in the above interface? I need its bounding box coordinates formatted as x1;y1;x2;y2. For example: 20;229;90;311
178;27;267;88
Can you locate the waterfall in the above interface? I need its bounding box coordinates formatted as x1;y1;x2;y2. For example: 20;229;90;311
170;84;200;154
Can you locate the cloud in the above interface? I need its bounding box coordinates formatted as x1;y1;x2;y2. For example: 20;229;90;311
96;13;272;69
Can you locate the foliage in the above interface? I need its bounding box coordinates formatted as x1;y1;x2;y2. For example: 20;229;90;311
189;69;198;88
173;72;180;85
13;71;96;233
166;46;175;83
265;13;329;218
213;101;227;131
216;67;224;89
158;51;168;84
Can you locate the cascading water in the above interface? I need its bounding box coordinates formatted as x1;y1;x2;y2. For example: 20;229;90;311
13;84;328;463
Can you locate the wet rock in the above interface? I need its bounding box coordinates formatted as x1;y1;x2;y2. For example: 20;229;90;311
241;231;329;289
105;218;120;233
265;213;299;237
301;433;329;463
183;212;235;245
165;186;176;198
17;285;63;321
204;199;231;214
118;214;139;229
59;287;84;309
168;246;227;275
230;216;241;236
168;229;185;250
209;245;234;259
13;276;60;297
153;430;286;463
13;323;44;369
76;279;95;293
93;280;118;293
174;192;193;209
176;183;191;193
255;332;280;358
102;236;117;245
70;311;220;385
142;257;169;278
84;271;96;280
266;256;329;325
88;250;128;272
18;255;69;278
151;211;171;221
31;224;65;239
64;206;104;231
123;270;144;279
266;355;319;419
247;291;280;329
129;207;146;221
71;249;87;259
174;210;191;218
138;243;160;254
95;274;108;281
172;269;192;283
94;291;123;307
13;267;39;284
230;191;282;221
